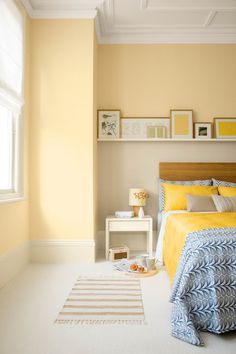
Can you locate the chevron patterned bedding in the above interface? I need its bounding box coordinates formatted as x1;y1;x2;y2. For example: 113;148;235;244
170;227;236;346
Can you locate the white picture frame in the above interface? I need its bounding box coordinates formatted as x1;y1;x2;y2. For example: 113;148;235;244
214;118;236;139
194;123;212;139
98;110;120;139
170;110;193;139
121;118;170;139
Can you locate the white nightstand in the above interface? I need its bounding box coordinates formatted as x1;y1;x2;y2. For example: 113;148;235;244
105;215;153;260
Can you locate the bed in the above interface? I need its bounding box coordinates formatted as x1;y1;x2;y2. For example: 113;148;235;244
156;163;236;346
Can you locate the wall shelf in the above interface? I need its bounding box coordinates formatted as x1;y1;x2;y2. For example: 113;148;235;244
97;138;236;142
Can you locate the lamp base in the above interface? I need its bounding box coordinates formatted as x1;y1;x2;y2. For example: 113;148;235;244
133;206;145;217
138;207;145;218
133;206;140;217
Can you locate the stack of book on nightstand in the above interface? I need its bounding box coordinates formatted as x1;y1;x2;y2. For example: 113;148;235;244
115;211;134;218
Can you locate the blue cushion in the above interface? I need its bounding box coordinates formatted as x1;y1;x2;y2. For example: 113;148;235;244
212;178;236;187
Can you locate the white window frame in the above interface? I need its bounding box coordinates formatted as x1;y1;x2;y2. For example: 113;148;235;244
0;0;25;203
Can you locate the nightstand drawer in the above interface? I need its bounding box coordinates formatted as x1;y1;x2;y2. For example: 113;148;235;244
108;220;150;232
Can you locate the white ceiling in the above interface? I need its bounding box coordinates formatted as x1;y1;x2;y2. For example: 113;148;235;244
20;0;236;43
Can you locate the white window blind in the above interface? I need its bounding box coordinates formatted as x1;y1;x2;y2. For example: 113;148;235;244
0;0;24;201
0;104;13;191
0;0;23;98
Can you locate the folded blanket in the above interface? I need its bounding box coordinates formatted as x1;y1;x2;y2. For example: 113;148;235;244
170;227;236;346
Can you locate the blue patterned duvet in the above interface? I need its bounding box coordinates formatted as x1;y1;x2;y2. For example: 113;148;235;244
170;227;236;346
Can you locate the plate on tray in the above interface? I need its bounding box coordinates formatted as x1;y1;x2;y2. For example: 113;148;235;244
114;260;158;277
129;264;147;273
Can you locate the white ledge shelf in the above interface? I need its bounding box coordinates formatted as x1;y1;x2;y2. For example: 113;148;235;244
97;138;236;142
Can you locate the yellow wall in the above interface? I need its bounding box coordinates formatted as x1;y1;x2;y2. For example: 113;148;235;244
0;7;29;257
98;44;236;119
29;19;97;240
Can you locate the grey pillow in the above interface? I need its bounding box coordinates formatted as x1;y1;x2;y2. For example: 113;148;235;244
158;178;212;212
186;194;217;212
212;178;236;187
212;195;236;212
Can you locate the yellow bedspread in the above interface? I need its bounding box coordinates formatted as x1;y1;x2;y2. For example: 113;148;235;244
163;212;236;282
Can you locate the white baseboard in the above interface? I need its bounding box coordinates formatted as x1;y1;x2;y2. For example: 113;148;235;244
0;241;29;288
30;239;96;263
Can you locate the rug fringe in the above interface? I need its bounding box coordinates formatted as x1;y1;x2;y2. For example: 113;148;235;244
54;319;146;325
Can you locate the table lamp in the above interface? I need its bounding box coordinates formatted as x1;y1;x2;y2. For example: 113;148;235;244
129;188;149;217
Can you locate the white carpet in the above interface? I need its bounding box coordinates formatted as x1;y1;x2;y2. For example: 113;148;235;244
0;262;235;354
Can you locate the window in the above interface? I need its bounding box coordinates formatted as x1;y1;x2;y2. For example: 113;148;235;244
0;0;24;201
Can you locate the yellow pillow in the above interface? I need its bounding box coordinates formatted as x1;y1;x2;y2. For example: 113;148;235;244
163;184;218;212
218;186;236;197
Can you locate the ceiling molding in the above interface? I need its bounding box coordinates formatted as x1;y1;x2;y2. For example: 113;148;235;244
204;11;217;27
20;0;34;17
20;0;101;19
98;32;236;45
20;0;236;43
141;0;236;11
97;0;236;44
28;9;98;19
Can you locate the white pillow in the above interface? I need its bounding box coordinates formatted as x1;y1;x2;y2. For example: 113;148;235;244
212;195;236;212
186;194;216;212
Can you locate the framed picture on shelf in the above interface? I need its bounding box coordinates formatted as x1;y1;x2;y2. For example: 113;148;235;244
98;110;120;139
194;122;212;139
170;110;193;139
121;117;170;139
147;126;166;138
214;117;236;139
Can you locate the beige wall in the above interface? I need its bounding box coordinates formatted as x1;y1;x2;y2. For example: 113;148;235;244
0;8;29;257
29;19;97;241
98;141;236;241
97;45;236;248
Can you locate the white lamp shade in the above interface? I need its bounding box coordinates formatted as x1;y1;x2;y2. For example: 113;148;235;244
129;188;147;207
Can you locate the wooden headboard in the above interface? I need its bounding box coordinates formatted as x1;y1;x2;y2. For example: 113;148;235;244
159;163;236;182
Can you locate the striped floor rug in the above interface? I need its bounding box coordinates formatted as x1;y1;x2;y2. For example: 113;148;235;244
55;276;145;324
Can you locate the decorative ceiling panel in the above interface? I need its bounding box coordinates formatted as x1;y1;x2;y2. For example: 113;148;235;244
20;0;236;43
143;0;236;10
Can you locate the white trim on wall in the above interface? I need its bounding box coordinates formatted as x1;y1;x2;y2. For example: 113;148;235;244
30;239;96;263
20;0;98;19
0;241;29;288
0;239;96;287
98;32;236;44
28;9;97;19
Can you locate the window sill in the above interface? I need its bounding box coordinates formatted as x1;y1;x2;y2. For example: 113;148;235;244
0;196;26;205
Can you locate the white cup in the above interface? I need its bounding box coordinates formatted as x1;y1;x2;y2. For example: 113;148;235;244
146;257;157;271
136;254;149;267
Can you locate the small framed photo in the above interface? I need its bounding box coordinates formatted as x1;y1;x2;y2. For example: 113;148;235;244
146;126;166;139
194;122;212;139
98;110;120;139
214;117;236;139
170;110;193;139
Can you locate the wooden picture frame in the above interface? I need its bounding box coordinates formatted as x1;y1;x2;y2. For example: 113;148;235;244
121;117;170;139
170;110;193;139
214;117;236;139
98;110;120;139
194;122;212;139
